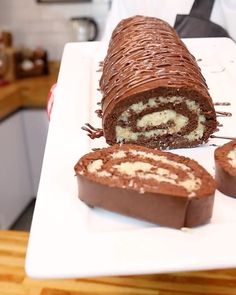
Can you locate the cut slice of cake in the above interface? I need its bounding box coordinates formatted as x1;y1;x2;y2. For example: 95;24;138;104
75;144;216;228
214;139;236;197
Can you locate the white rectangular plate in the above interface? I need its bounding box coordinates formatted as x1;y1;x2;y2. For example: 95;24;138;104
26;38;236;279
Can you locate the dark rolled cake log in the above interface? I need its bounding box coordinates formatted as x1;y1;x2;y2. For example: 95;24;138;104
75;144;216;228
214;140;236;197
99;15;217;149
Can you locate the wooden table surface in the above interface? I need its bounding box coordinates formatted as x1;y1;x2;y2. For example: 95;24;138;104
1;230;236;295
0;62;60;121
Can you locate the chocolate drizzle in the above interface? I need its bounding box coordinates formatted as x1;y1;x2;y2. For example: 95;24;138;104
100;16;211;116
210;135;236;140
216;111;232;117
98;61;104;67
81;123;103;139
95;109;103;118
214;102;231;106
214;102;231;130
96;61;104;73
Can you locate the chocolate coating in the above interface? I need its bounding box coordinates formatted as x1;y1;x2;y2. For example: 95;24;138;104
75;144;216;228
99;15;217;149
215;140;236;197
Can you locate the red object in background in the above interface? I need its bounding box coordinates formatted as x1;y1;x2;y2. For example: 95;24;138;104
0;79;10;86
47;83;57;120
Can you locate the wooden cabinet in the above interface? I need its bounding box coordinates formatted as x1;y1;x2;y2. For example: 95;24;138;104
0;112;33;229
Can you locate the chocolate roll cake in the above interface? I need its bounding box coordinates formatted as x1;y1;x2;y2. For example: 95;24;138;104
99;15;217;149
75;144;216;228
215;140;236;197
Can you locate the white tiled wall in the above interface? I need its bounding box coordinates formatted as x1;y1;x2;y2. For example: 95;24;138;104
0;0;109;60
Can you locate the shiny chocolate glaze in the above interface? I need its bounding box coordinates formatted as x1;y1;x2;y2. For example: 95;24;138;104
99;15;217;148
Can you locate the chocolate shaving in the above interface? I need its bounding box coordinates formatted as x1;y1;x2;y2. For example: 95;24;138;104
210;67;225;73
214;102;231;106
96;61;104;72
81;123;103;139
91;148;102;151
216;111;232;117
210;135;236;140
95;109;103;118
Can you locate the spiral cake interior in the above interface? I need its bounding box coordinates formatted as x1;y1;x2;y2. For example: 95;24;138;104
116;96;205;144
77;145;215;198
75;144;216;228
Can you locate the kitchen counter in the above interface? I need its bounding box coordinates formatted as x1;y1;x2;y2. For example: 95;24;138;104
0;230;236;294
0;62;60;121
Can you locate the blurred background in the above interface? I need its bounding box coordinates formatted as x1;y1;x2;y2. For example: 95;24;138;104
0;0;110;231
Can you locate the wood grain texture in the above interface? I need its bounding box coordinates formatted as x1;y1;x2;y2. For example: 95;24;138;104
1;230;236;295
0;62;59;120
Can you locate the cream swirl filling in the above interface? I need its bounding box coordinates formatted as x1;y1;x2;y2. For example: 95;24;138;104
116;96;206;143
228;147;236;168
86;149;201;195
